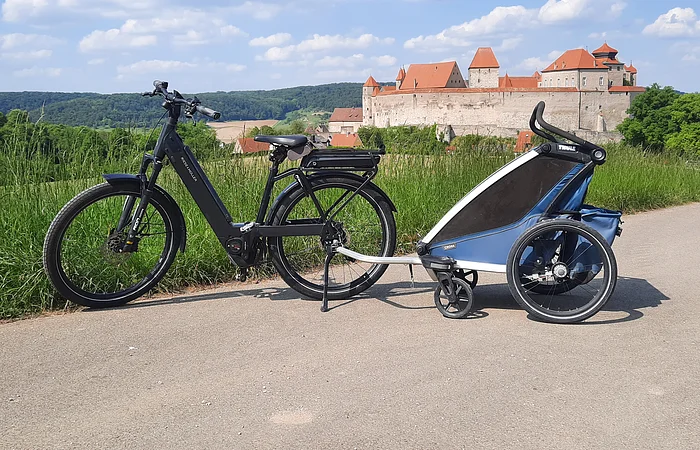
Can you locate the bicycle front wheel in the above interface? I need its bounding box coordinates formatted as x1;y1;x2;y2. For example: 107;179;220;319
43;182;181;308
269;175;396;300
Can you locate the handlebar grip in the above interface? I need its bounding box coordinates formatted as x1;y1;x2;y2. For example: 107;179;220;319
196;105;221;120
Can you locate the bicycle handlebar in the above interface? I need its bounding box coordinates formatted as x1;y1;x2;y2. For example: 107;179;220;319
142;80;221;120
530;101;588;146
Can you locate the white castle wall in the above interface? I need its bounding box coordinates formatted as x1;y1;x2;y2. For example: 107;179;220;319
365;89;637;137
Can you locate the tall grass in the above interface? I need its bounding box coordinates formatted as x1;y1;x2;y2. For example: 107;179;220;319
2;138;700;318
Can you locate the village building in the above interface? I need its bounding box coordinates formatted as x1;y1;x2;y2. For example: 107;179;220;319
361;43;644;139
234;137;271;154
328;107;363;134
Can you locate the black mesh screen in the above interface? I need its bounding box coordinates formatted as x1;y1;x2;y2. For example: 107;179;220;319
430;156;578;244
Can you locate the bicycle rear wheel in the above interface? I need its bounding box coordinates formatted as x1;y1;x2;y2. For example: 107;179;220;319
43;182;181;308
269;175;396;300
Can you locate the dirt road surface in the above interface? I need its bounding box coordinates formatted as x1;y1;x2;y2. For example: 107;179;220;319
1;204;698;449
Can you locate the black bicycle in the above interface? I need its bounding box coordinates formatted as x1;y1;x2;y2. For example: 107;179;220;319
43;81;397;311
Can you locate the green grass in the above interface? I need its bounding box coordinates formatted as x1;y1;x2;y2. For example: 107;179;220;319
2;141;700;318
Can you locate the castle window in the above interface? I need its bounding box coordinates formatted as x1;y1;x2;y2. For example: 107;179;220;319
565;78;569;87
617;66;621;71
582;76;587;87
599;76;604;86
557;78;561;87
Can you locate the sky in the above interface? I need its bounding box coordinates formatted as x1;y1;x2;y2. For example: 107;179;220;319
0;0;699;94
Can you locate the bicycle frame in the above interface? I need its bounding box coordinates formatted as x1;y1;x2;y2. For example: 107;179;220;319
119;101;378;270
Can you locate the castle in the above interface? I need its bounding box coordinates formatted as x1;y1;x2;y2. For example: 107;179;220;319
357;43;644;140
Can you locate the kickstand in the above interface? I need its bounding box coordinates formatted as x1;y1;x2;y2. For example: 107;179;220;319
321;244;334;312
408;264;414;288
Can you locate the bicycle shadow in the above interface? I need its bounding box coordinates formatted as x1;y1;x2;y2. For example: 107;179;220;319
88;276;667;325
471;276;669;324
107;280;439;312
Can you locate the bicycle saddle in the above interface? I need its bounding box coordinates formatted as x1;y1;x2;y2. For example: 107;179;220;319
254;135;308;147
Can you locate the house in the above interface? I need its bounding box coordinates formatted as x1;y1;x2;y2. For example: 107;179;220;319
328;107;363;133
234;137;271;154
331;133;363;148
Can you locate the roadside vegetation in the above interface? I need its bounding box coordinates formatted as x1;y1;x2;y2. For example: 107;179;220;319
1;84;698;318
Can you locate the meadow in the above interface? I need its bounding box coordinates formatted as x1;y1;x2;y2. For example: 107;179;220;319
2;137;700;319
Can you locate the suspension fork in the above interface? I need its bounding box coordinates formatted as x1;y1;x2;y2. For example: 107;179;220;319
121;155;165;251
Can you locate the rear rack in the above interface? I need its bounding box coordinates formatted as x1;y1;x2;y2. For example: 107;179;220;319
301;148;385;170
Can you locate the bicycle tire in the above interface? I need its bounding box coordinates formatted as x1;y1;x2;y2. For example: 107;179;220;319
269;175;396;300
43;182;181;308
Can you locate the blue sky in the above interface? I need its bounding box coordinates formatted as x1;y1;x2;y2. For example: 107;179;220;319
0;0;699;93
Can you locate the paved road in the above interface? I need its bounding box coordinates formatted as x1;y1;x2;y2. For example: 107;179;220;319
2;204;699;449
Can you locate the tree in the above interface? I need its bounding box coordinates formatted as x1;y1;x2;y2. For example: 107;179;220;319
617;83;681;151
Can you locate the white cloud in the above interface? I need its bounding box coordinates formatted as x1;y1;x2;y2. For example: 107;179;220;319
2;0;160;22
497;36;523;51
2;0;50;22
256;45;296;61
0;33;60;50
404;1;626;52
79;10;245;51
117;59;197;75
547;50;562;60
538;0;589;23
296;34;394;53
12;66;62;77
88;58;105;65
80;29;157;52
404;6;535;51
316;54;365;68
249;33;292;47
1;49;52;59
589;31;607;39
517;56;551;72
610;1;626;17
117;59;247;77
255;33;394;62
230;1;282;20
643;7;700;37
372;55;397;67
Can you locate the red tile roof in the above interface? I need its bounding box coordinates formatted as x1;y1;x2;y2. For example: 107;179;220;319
382;85;396;92
469;47;499;69
363;75;380;87
331;133;363;148
329;107;363;122
533;71;542;81
400;61;462;90
237;138;271;154
499;74;539;88
608;86;646;92
592;42;618;55
542;49;605;72
625;64;637;74
596;57;622;65
396;67;406;81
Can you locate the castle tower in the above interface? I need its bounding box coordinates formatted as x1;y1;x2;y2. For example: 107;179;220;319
362;75;380;126
468;47;499;88
592;42;625;87
396;67;406;89
624;63;637;86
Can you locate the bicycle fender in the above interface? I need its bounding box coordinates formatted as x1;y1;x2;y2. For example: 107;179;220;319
266;171;397;224
102;174;187;253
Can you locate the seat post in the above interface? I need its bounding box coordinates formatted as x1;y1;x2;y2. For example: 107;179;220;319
256;155;281;224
